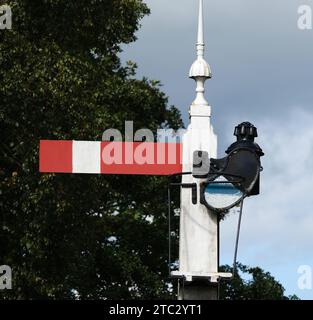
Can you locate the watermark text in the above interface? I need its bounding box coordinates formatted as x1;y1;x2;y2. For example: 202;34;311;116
0;265;12;290
0;5;12;30
298;4;312;30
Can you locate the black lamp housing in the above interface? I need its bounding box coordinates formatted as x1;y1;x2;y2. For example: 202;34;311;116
200;122;264;213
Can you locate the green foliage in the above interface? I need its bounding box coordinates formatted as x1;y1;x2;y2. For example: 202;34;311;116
0;0;182;299
219;263;299;300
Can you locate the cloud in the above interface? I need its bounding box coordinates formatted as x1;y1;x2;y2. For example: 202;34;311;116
122;0;313;128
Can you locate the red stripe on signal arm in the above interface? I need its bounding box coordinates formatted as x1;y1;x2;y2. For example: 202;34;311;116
39;140;183;175
39;140;73;173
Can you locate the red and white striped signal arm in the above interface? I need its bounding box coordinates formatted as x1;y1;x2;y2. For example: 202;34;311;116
39;140;183;176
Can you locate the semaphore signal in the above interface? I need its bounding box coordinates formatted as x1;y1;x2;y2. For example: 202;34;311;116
39;0;264;300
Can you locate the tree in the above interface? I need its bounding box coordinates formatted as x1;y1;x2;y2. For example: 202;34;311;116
0;0;182;299
219;263;299;300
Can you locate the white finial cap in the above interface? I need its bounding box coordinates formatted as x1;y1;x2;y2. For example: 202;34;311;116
189;0;212;79
189;0;212;107
189;58;212;79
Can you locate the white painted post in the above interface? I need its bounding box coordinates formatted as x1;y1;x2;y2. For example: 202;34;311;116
171;0;220;300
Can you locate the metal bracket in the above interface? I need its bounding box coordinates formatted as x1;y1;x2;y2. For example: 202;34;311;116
171;182;197;205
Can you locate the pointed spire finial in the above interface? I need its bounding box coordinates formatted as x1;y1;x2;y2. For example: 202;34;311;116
189;0;212;108
197;0;204;57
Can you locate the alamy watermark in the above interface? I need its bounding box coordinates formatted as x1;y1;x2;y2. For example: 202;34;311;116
297;265;312;290
0;4;12;30
0;265;12;290
101;121;188;166
298;4;312;30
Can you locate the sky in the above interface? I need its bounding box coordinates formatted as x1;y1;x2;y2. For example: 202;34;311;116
120;0;313;299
